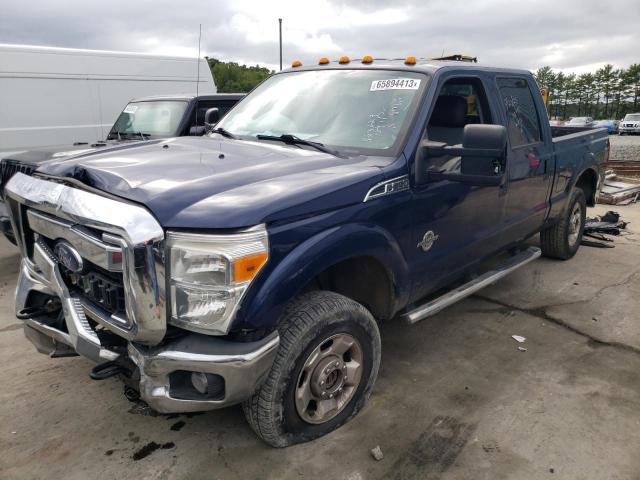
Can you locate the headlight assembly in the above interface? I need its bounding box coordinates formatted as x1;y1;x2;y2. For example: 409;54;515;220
167;225;268;335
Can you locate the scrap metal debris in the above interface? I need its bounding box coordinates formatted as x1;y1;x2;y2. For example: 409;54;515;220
370;446;384;461
599;171;640;205
512;335;526;343
582;210;629;248
517;346;527;352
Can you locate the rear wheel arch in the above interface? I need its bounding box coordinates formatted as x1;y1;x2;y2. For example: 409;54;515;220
574;167;598;207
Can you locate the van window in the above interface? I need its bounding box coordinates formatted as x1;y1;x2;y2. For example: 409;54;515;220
497;78;541;146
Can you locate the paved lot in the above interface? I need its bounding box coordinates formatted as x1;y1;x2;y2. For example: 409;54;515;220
609;133;640;163
1;204;639;480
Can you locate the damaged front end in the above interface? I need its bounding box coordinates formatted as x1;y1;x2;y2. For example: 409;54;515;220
6;173;278;413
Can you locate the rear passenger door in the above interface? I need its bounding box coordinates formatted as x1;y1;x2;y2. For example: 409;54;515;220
497;77;553;240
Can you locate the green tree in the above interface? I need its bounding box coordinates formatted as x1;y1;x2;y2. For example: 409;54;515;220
206;57;274;93
624;64;640;113
531;64;639;120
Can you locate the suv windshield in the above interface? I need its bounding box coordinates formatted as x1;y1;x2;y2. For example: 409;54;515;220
216;69;427;155
625;114;640;121
108;101;188;139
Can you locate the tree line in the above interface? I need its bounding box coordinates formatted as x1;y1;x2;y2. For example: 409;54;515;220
535;64;640;120
206;57;274;93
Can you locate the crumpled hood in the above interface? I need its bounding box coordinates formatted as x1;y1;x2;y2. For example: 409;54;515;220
37;136;386;229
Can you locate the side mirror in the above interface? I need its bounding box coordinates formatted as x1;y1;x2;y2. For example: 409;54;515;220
204;107;220;131
416;124;507;185
189;125;206;136
460;124;507;175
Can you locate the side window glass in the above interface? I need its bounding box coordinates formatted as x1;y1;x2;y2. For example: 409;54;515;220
425;78;492;171
195;102;236;126
497;78;541;147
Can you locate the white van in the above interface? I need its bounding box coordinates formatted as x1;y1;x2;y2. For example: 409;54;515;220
0;44;216;154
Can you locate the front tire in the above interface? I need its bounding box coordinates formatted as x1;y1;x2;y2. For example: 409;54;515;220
242;291;381;447
540;187;586;260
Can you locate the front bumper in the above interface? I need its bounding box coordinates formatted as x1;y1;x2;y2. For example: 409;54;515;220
17;258;279;412
619;127;640;134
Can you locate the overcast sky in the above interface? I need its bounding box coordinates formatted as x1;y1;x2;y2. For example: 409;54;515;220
1;0;637;73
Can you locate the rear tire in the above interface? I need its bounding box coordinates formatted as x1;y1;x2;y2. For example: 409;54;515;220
242;291;381;447
540;187;586;260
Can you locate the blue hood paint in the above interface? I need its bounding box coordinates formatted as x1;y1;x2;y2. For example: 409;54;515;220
37;137;386;229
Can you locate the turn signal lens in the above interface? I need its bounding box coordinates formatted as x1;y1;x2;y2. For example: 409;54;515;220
234;251;268;283
405;56;417;65
318;57;330;65
362;55;373;64
338;56;350;64
291;60;302;67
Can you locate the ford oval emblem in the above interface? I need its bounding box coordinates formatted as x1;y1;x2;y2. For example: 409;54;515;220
53;241;84;273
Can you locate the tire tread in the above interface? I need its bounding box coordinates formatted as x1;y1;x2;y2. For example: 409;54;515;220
242;291;380;447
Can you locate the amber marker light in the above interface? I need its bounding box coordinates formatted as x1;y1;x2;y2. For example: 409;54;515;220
234;251;268;283
338;56;350;64
318;57;330;65
405;56;417;65
291;60;302;67
362;55;373;64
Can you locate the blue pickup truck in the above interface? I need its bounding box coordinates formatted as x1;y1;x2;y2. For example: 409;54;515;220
5;57;608;447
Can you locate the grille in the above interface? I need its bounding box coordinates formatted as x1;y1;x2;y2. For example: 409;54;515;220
64;267;126;316
1;161;35;190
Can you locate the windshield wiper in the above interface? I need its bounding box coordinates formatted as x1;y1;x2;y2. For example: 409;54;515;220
210;127;237;139
256;134;342;157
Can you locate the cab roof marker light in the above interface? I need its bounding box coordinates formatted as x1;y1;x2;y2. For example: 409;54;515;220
291;60;302;68
362;55;373;64
318;57;330;65
405;56;417;65
338;56;350;64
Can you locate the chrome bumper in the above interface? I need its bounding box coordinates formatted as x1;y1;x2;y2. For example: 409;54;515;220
128;332;279;413
17;258;279;412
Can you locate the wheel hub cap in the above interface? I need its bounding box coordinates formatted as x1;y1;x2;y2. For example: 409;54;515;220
295;333;363;425
310;356;346;398
568;203;582;246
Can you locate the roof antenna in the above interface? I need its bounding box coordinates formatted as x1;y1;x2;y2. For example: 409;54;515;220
196;24;202;98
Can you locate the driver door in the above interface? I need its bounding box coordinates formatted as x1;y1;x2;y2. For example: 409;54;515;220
408;74;508;301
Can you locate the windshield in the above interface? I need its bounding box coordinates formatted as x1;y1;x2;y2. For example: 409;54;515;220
216;69;427;155
108;101;188;139
625;114;640;121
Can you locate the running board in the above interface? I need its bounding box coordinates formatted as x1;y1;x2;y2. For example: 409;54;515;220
402;246;541;324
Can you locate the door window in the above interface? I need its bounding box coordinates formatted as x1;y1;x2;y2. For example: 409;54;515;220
496;78;541;147
425;77;493;170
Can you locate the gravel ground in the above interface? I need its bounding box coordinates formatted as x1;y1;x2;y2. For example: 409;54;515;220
609;134;640;162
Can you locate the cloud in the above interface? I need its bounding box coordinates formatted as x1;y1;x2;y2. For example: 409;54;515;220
0;0;637;73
